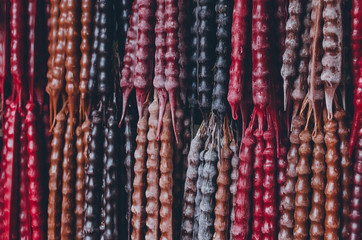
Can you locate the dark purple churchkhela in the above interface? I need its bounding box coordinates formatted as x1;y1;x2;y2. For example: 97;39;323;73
212;0;231;121
84;110;103;239
97;0;113;116
124;103;137;240
188;0;199;137
102;102;119;240
197;0;216;121
87;2;100;105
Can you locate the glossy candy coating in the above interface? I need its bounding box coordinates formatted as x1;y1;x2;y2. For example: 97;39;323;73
48;110;66;240
159;103;174;240
131;102;149;240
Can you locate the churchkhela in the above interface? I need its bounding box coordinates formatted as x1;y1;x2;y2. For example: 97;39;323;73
0;0;360;239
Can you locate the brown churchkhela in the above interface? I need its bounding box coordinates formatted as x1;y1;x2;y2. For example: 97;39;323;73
75;126;85;240
61;116;77;239
48;110;66;240
49;0;68;128
46;0;60;126
65;0;80;133
145;99;160;240
334;108;352;239
214;123;232;240
79;0;93;120
294;128;312;240
324;118;340;240
131;102;150;240
159;103;174;240
309;131;325;240
279;116;305;240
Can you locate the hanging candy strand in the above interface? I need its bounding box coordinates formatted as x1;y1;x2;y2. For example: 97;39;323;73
103;103;119;239
87;1;100;107
165;0;180;140
83;110;103;239
97;0;113;117
228;138;239;240
199;127;218;240
145;99;160;240
197;0;216;121
119;0;139;124
188;0;199;138
180;124;206;240
192;147;206;239
321;0;343;120
177;0;188;104
351;0;361;87
324;118;341;240
252;121;265;240
50;0;68;128
0;105;11;239
65;0;81;132
79;0;93;120
47;110;66;240
233;126;255;240
134;0;156;118
172;103;184;239
159;103;174;240
46;0;60;125
275;0;287;63
153;0;168;139
26;102;46;240
131;101;149;240
228;0;250;130
60;115;77;239
334;107;352;239
213;122;232;240
19;117;31;240
262;115;277;239
309;131;325;239
123;104;136;240
4;101;20;240
291;0;312;118
10;0;25;105
278;116;305;240
119;0;134;58
0;0;9;117
349;118;362;240
281;0;303;111
193;130;212;240
212;0;232;122
277;142;288;219
75;126;85;240
293;126;312;240
349;57;362;155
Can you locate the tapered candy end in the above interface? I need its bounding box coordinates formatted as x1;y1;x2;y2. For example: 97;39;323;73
283;81;289;111
169;92;179;144
156;101;166;141
230;103;239;120
325;87;336;120
135;88;148;119
119;87;133;127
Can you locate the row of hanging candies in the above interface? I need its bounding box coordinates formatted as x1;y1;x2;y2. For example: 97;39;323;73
0;0;361;239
